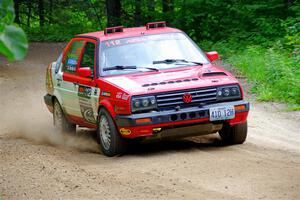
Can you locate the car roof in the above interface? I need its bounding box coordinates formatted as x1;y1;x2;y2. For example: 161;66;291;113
76;26;182;41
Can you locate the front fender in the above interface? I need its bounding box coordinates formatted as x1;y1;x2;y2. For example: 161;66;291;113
99;99;116;118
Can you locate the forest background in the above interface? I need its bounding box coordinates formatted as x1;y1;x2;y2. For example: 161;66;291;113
2;0;300;109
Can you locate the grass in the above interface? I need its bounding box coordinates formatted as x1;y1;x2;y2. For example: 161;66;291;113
201;40;300;110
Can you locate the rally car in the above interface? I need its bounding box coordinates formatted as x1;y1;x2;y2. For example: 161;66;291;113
44;22;249;156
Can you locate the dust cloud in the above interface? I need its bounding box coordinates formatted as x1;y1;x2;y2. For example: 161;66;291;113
0;47;100;154
1;112;100;153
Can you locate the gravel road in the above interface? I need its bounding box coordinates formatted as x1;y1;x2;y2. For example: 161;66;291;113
0;43;299;200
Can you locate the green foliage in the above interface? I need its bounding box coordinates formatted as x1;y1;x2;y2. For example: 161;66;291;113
15;0;298;43
198;6;300;109
0;0;28;60
10;0;300;108
227;46;300;105
220;42;300;109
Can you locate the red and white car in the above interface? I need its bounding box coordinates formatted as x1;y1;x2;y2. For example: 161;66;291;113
44;22;249;156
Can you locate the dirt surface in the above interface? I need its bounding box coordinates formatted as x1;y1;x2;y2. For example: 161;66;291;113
0;43;299;200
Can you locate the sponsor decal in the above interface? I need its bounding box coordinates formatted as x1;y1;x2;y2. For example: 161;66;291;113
65;58;77;72
67;58;77;65
66;65;76;72
93;88;98;95
115;106;126;112
101;91;111;97
116;92;122;99
78;85;92;99
78;85;96;123
79;105;96;124
116;92;129;100
119;128;131;135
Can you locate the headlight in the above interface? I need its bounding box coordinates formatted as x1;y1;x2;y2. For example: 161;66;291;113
217;85;241;100
131;96;157;112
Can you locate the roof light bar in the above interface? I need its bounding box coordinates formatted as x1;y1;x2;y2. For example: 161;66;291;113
146;21;166;30
104;26;124;35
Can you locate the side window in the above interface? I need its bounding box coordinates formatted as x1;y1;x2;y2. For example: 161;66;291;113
62;40;85;74
80;42;95;76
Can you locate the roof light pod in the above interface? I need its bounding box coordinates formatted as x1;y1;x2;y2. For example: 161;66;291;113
146;21;166;30
104;26;124;35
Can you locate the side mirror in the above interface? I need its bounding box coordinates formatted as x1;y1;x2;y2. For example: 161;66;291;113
206;51;219;62
78;67;92;78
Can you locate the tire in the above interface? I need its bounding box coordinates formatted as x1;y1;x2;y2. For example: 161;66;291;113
219;121;247;144
53;99;76;133
97;108;127;157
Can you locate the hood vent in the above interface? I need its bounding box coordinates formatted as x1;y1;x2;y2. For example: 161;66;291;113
202;72;227;77
142;78;199;87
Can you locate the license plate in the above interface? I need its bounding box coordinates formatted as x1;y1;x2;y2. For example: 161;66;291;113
209;106;235;121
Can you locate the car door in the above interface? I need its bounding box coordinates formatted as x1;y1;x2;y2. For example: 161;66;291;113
57;39;85;118
76;40;100;124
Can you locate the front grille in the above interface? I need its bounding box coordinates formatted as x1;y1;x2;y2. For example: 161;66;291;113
156;87;217;110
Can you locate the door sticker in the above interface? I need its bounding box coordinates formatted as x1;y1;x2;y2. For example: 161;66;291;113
78;85;96;124
78;85;92;99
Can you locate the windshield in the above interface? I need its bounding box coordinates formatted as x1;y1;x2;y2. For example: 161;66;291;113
100;32;209;76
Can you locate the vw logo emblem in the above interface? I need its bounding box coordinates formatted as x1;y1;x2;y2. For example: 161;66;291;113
182;93;192;103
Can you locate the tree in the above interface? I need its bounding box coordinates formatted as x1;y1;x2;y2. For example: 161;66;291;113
106;0;121;27
162;0;173;13
0;0;28;61
13;0;20;24
38;0;44;27
134;0;141;26
26;0;32;27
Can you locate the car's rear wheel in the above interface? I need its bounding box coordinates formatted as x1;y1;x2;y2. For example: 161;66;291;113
53;99;76;133
97;108;127;157
219;121;247;144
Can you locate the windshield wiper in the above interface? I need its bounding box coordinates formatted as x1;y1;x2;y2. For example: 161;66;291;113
153;59;203;66
103;65;159;72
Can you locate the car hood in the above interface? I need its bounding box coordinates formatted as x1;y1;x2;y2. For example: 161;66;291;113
104;64;239;95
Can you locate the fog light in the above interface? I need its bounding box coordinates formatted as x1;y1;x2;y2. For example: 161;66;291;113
153;127;162;133
234;105;246;111
119;128;131;135
135;118;152;124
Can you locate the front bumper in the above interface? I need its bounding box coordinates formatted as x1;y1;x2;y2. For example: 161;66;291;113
115;100;249;138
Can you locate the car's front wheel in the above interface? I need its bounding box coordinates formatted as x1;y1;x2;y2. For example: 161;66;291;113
219;121;247;144
97;108;127;156
53;99;76;133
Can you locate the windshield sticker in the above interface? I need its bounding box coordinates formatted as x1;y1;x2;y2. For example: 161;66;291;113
103;33;185;49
